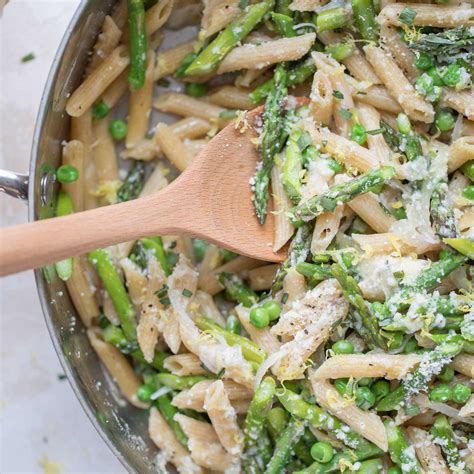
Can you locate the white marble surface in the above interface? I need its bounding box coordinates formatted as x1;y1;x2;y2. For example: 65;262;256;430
0;2;126;472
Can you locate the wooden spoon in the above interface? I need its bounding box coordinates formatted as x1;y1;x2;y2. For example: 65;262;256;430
0;104;291;276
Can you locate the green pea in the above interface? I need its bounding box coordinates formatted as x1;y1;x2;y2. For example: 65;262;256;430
393;207;407;220
427;67;444;86
355;387;376;409
414;52;434;71
358;377;374;387
387;467;402;474
462;185;474;200
326;157;343;173
225;315;241;335
372;380;390;400
452;383;471;404
310;441;334;463
249;306;270;328
435;109;455;132
185;82;208;98
460;160;474;181
396;113;412;134
56;165;79;184
334;378;349;396
403;337;419;354
263;300;282;321
137;383;154;403
350;123;367;145
386;331;404;350
442;63;461;87
92;101;110;120
415;73;434;96
437;365;454;383
341;252;354;269
109;119;128;140
429;383;453;403
332;339;354;355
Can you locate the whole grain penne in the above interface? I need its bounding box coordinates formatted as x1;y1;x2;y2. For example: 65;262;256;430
145;0;174;36
312;354;421;380
217;33;316;74
310;378;388;451
198;256;262;295
149;408;203;474
342;49;382;85
348;193;396;233
164;353;209;376
357;102;391;164
378;3;474;27
289;0;323;10
452;353;474;378
92;116;119;186
206;86;253;110
448;136;474;173
125;50;155;149
201;0;241;38
88;16;122;73
62;140;85;212
352;232;418;255
204;380;243;456
311;206;344;253
380;25;418;81
154;40;196;80
282;267;306;310
167;0;201;29
66;45;130;117
350;83;403;114
154;122;194;172
154;92;225;123
459;396;474;418
101;69;129;109
364;45;434;123
405;426;450;474
248;264;279;291
184;138;208;158
310;70;334;126
442;88;474;121
87;328;147;408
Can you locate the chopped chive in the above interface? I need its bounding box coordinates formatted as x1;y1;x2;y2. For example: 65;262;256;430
219;109;239;119
399;6;417;25
21;52;35;63
332;90;344;99
281;292;289;304
338;107;352;120
216;368;226;378
182;288;193;297
366;128;384;135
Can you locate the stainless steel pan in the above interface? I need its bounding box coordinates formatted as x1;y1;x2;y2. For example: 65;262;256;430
0;1;162;471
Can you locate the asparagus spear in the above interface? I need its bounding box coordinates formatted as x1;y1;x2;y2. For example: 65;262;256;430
185;1;273;76
316;7;350;31
271;12;297;37
55;190;74;281
380;118;422;161
295;262;332;287
275;0;292;15
127;0;147;90
116;160;146;203
154;373;209;390
430;415;470;474
217;272;258;307
444;237;474;259
288;167;395;225
250;56;316;104
89;249;137;341
243;377;276;474
282;127;304;203
352;0;379;42
195;316;267;364
277;388;379;451
155;393;189;447
430;181;458;239
385;420;423;474
253;64;289;224
331;263;388;349
141;236;170;275
264;418;306;474
376;335;464;411
271;221;313;293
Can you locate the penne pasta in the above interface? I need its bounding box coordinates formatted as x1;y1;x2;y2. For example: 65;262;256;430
309;70;334;126
448;136;474;173
378;3;474;28
201;0;241;38
442;88;474;121
311;206;344;253
364;45;435;123
206;86;254;110
312;354;422;380
88;16;122;73
164;353;209;376
154;123;194;172
248;264;279;291
66;45;129;117
452;353;474;378
352;232;419;256
154;40;196;80
145;0;174;36
348;193;396;233
217;33;316;74
62;140;85;212
125;50;155;149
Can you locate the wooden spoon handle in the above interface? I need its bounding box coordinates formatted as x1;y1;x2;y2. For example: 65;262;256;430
0;194;181;276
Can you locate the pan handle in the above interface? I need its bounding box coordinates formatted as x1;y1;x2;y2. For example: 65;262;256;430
0;170;29;201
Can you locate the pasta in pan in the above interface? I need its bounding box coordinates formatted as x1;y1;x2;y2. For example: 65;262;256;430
59;0;473;472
